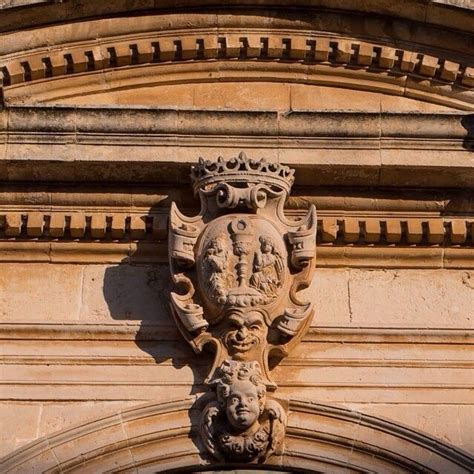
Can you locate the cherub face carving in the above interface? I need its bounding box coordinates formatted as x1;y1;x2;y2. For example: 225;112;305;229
225;379;261;430
223;311;268;358
201;359;286;462
215;360;267;434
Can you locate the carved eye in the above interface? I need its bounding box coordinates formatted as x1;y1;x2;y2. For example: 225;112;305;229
250;325;260;331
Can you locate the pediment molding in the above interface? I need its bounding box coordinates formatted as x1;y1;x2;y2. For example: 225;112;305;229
1;5;473;108
1;0;473;35
2;29;472;88
2;30;472;109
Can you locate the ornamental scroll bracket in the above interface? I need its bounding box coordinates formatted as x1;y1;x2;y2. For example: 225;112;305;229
169;153;317;463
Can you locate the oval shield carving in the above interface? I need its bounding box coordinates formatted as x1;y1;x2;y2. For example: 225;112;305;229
196;215;288;318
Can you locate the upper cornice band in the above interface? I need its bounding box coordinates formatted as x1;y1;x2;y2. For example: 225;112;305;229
0;0;473;34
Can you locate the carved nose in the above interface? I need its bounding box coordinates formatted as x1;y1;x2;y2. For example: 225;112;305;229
238;397;248;408
236;327;247;340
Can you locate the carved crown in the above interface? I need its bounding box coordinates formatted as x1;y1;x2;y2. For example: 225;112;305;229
191;152;295;196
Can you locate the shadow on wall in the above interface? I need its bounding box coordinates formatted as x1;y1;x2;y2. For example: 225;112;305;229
102;201;212;396
461;114;473;151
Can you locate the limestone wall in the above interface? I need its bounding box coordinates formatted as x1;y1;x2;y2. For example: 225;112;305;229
1;262;473;457
0;1;473;471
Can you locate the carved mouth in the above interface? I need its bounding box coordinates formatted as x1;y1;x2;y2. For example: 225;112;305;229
228;338;258;352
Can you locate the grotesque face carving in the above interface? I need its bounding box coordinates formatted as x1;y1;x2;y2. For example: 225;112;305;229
223;311;268;358
225;379;261;430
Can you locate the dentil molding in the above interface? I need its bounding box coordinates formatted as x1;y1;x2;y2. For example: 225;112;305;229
2;31;472;91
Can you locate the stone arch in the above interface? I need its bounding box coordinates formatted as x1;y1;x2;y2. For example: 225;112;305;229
2;397;472;473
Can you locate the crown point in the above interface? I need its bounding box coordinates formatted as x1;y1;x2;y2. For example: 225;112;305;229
191;153;295;198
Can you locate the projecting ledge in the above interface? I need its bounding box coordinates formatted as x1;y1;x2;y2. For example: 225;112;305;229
0;107;472;188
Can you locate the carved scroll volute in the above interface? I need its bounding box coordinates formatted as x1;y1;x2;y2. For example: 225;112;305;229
168;153;317;463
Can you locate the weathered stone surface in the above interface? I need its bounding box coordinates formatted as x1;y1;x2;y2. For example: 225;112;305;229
0;403;42;457
1;264;473;329
0;264;84;321
344;269;474;328
347;403;474;454
1;1;473;470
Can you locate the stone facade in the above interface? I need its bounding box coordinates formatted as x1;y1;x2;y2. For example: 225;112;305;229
0;1;473;472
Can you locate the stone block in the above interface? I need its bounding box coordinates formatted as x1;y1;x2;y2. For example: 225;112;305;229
342;218;360;243
134;39;153;63
110;214;127;239
346;269;474;328
406;219;423;244
50;414;126;465
440;60;460;82
347;403;474;455
69;213;86;238
400;50;416;72
419;55;439;77
356;42;374;66
334;40;352;63
0;263;83;321
462;67;474;87
130;215;146;240
90;214;107;239
450;219;468;244
320;217;338;242
4;213;22;237
192;81;290;111
364;218;381;243
224;34;241;58
378;46;396;69
427;219;445;244
49;213;65;238
385;219;402;243
290;84;382;112
314;37;330;61
80;264;171;322
25;212;44;237
288;36;306;60
0;403;41;457
309;268;350;327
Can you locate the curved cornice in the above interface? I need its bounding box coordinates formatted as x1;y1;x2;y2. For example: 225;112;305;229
0;6;473;109
2;397;472;473
0;0;473;35
2;40;472;110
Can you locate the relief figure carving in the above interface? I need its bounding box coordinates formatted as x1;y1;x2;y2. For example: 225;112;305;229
250;235;284;302
204;233;232;304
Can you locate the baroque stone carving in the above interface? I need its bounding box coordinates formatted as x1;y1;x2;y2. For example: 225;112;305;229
169;153;317;461
200;359;286;463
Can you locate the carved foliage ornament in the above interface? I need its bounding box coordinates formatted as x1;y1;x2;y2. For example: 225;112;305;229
169;153;317;462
